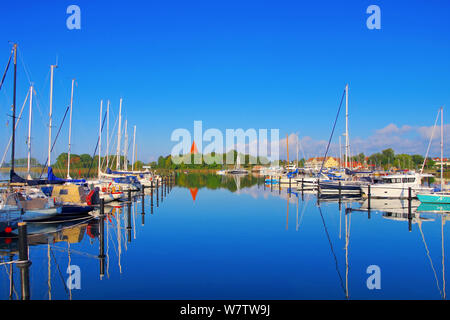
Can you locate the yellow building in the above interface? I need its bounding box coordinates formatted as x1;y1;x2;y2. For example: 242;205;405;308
305;157;340;169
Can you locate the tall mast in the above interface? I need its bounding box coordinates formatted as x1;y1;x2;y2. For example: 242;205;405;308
106;100;110;169
116;98;122;170
339;135;342;171
441;106;444;191
296;134;299;168
132;125;136;171
286;134;289;171
10;44;17;178
345;84;349;169
98;100;103;179
48;64;57;167
27;85;33;179
123;120;128;170
67;79;75;178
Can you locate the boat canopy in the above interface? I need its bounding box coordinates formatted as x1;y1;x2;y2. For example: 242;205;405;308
10;170;64;186
47;167;85;183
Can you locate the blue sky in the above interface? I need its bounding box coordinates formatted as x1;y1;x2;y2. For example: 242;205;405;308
1;0;449;164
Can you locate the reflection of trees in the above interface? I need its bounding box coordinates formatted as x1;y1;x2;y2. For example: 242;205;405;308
176;173;260;192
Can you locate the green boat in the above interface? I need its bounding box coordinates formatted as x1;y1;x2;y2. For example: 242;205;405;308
417;193;450;204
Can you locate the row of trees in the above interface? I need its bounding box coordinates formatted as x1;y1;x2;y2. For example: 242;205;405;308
53;153;145;171
152;151;270;170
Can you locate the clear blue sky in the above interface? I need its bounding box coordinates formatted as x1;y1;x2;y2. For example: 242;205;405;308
1;0;449;163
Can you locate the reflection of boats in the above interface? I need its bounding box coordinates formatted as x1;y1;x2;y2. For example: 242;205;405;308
417;203;450;213
359;198;421;214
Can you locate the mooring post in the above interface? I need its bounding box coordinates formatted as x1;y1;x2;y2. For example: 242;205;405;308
368;184;371;218
270;176;273;192
127;202;132;243
141;187;145;215
338;181;342;201
128;189;131;203
289;177;292;191
156;182;159;207
301;178;304;194
408;187;412;230
317;178;320;198
17;222;31;300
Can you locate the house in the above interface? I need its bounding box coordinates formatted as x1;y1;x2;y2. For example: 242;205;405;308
305;157;340;169
432;157;450;166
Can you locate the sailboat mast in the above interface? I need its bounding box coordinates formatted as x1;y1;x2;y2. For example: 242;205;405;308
441;106;444;191
116;98;122;170
106;100;110;169
286;134;289;171
98;100;103;179
67;79;74;178
10;44;17;177
132;125;136;171
339;135;342;171
48;64;57;167
345;84;349;169
27;85;33;179
123;120;128;170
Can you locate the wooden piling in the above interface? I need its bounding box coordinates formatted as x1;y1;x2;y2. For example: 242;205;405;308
17;222;31;300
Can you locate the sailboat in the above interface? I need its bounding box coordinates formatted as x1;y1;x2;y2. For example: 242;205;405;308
227;153;248;175
417;106;450;203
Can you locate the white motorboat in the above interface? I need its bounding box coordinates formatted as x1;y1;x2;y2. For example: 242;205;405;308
360;172;433;199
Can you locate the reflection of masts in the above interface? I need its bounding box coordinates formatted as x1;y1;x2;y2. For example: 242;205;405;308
117;207;122;273
442;215;446;300
48;243;52;300
107;209;111;279
318;205;345;296
344;206;351;299
67;241;72;300
417;219;444;298
286;193;289;230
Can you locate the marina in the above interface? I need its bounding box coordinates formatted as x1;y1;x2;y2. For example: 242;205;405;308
0;0;449;306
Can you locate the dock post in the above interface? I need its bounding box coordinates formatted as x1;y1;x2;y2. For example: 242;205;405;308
141;187;145;215
17;222;31;300
128;189;131;203
317;178;320;198
301;178;304;195
408;187;412;231
279;177;281;194
156;182;159;207
289;177;292;192
270;176;273;192
99;199;105;279
338;181;342;202
127;201;132;243
368;184;371;219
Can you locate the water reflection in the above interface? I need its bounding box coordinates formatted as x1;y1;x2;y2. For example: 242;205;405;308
0;174;448;299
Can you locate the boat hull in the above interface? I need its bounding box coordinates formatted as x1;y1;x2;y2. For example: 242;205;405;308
417;193;450;204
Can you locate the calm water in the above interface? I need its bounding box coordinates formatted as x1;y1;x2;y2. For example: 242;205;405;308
0;173;448;300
